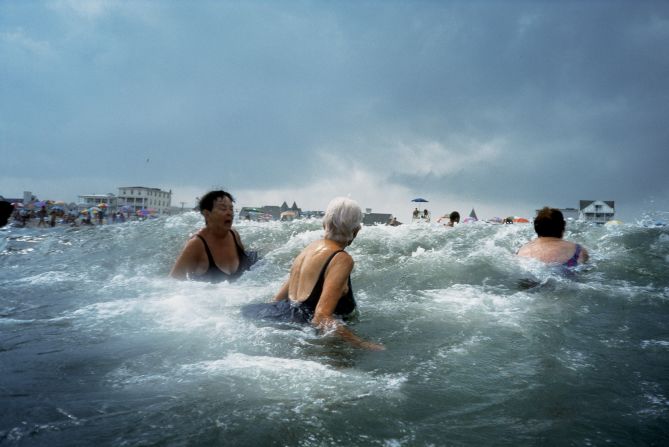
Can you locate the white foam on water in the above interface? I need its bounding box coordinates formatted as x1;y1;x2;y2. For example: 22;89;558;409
437;334;493;357
3;212;669;445
108;352;407;407
640;339;669;349
557;348;593;371
13;270;87;285
419;284;533;328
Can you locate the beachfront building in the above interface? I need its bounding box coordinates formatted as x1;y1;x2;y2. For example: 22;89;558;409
579;200;615;224
78;193;117;210
239;201;303;221
117;186;172;215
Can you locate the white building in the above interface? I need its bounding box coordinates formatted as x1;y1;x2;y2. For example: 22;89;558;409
78;193;117;209
117;186;172;215
579;200;615;224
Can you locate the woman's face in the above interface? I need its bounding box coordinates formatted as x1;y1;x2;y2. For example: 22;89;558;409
205;196;234;228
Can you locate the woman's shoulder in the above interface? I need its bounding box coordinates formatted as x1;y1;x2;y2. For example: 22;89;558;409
183;231;206;250
326;249;354;272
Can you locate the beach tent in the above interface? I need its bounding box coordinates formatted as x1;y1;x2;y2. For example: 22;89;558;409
469;208;478;221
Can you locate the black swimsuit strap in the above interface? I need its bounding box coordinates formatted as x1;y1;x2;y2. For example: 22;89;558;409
229;230;245;257
196;234;216;268
302;249;346;304
314;249;345;287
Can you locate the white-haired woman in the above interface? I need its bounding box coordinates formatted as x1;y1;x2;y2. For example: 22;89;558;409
242;197;384;351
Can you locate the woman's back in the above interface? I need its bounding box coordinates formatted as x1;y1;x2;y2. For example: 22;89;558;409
288;240;351;302
518;237;587;265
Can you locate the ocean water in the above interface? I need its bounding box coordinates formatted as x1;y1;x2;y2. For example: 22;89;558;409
1;215;668;446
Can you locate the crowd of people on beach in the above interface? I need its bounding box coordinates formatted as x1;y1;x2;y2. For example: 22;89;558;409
168;190;590;352
3;204;149;228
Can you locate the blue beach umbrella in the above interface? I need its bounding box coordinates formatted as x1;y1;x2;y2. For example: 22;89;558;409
411;198;429;203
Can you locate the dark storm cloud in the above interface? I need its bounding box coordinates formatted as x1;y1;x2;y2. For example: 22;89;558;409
1;1;667;217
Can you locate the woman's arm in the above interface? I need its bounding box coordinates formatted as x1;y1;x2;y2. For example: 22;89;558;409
273;279;290;301
579;246;590;263
169;238;200;279
312;253;384;351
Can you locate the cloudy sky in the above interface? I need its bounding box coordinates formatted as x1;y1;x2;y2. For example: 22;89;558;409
1;0;667;221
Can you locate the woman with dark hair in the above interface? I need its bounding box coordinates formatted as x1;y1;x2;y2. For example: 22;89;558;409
517;207;589;267
170;190;255;282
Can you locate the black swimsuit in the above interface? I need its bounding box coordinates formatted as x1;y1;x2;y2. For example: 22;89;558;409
193;231;255;282
241;249;356;323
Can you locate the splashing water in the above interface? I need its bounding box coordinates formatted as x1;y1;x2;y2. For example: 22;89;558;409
1;215;668;445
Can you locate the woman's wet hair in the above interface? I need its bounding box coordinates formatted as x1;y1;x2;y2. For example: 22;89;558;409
449;211;460;222
534;207;566;238
198;190;235;214
323;197;362;243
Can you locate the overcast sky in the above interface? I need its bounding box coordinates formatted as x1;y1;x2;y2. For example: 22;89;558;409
1;0;668;221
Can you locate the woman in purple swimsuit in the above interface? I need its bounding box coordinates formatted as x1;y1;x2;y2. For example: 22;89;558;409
517;207;589;267
170;190;254;282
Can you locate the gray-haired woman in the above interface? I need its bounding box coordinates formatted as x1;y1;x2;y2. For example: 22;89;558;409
242;197;384;351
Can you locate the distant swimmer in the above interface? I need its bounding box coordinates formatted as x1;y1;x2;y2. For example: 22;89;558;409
437;211;459;227
242;197;384;351
447;211;459;227
170;190;256;282
517;207;589;267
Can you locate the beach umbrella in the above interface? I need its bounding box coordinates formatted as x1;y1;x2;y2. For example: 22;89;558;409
34;201;46;207
89;206;101;213
50;205;64;211
411;198;429;203
98;203;108;208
